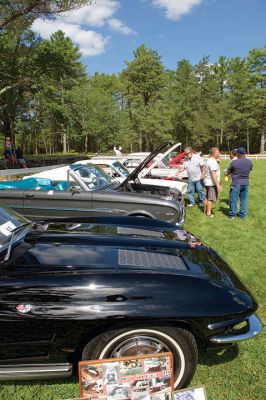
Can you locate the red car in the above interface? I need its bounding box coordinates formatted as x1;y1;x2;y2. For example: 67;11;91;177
168;150;197;168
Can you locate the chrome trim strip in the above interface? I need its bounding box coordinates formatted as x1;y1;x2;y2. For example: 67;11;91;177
210;314;263;344
0;363;73;380
23;205;94;212
156;212;175;216
93;208;126;214
23;206;126;214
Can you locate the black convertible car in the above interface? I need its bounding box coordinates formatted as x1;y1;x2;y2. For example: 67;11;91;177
0;205;262;389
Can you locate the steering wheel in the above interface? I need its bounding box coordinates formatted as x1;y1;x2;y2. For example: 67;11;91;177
127;182;134;192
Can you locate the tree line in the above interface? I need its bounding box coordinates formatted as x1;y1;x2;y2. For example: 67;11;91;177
0;3;265;154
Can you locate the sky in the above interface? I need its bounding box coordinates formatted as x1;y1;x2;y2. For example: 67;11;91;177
32;0;266;75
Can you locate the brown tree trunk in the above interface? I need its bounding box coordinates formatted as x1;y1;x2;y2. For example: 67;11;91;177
2;113;13;139
260;129;265;153
62;132;67;153
246;127;250;154
220;123;224;145
35;137;38;154
84;132;88;153
138;132;143;152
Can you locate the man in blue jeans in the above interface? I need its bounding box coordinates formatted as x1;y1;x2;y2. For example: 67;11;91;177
226;147;253;220
179;147;205;207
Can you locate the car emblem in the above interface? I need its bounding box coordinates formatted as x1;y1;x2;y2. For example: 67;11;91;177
16;304;34;314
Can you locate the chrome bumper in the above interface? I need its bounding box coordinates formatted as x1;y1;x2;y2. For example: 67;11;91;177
210;314;263;344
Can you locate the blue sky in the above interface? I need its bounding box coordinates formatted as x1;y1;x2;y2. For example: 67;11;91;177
32;0;265;75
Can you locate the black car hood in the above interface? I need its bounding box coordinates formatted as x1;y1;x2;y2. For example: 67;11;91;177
6;220;251;294
118;141;173;187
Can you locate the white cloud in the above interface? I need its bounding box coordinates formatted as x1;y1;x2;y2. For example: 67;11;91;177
32;0;135;57
151;0;203;20
59;0;120;27
108;18;136;34
32;19;109;56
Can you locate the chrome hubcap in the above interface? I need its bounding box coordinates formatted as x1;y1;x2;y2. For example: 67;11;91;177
108;335;171;358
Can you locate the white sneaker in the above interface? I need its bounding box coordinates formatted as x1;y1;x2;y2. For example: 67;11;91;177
187;204;195;207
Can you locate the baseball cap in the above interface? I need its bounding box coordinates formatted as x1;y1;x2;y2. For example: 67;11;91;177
236;147;246;155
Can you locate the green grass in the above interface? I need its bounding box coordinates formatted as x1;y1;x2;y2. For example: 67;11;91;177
184;160;266;400
0;161;265;400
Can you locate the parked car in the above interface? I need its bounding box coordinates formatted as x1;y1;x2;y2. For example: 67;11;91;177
27;142;188;190
85;158;187;195
0;205;262;388
91;142;188;180
0;163;185;225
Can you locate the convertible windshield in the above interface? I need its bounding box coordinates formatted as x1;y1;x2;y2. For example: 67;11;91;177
0;205;31;248
76;165;114;190
113;161;130;177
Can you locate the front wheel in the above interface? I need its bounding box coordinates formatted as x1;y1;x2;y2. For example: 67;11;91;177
82;326;198;389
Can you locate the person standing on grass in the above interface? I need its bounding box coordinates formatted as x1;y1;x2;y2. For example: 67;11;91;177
179;147;205;207
230;149;238;161
3;136;16;168
203;147;222;217
113;145;122;156
226;147;253;220
15;145;27;168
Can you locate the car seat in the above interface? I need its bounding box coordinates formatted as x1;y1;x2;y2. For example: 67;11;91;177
55;181;70;191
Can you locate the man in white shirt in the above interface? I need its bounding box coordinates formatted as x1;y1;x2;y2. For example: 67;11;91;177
204;147;222;217
180;147;205;206
113;146;122;156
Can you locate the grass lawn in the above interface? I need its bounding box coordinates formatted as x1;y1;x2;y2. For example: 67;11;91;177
0;160;265;400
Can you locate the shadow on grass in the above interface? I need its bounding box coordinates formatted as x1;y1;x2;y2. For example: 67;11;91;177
218;206;230;216
218;198;229;206
198;344;239;366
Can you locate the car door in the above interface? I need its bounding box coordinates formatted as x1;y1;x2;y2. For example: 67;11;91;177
0;190;24;215
0;261;131;364
92;190;129;217
22;189;93;220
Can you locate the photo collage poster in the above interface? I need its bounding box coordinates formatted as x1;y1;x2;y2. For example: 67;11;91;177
78;352;173;400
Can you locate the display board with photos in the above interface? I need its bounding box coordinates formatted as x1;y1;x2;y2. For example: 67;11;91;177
78;352;173;399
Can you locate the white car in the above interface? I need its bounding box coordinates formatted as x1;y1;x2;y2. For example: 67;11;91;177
84;142;187;194
92;143;188;180
86;159;187;194
26;142;188;195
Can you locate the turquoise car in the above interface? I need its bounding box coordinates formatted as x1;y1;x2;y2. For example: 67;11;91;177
0;177;68;191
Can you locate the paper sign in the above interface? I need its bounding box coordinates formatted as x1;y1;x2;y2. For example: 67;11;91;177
0;221;16;236
173;386;207;400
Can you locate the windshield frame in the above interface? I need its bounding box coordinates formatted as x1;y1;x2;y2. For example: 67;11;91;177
69;164;114;191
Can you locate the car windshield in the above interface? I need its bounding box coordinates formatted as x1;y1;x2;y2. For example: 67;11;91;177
161;150;183;168
161;154;171;167
0;205;31;250
75;165;114;190
113;161;130;177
